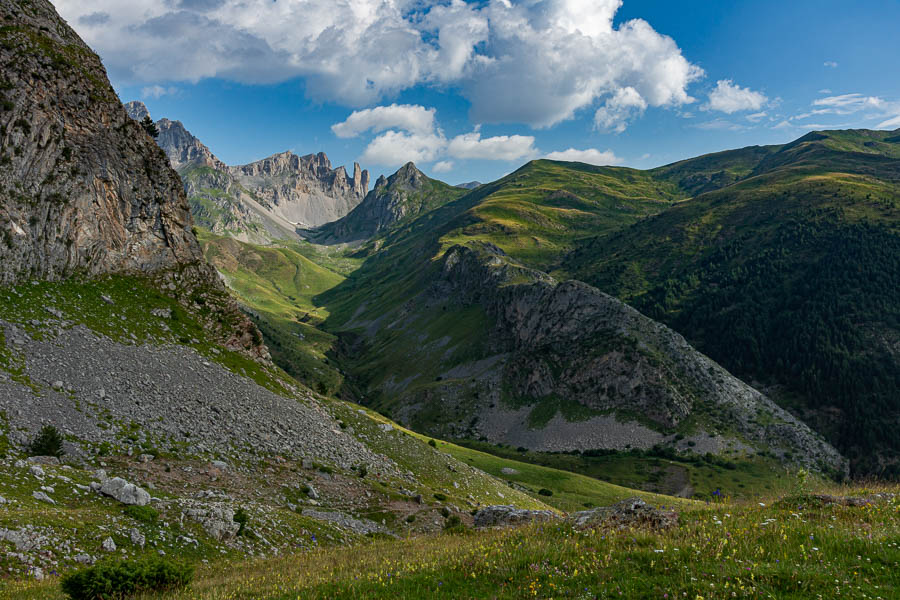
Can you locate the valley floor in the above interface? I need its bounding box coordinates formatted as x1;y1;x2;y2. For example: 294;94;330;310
6;485;898;599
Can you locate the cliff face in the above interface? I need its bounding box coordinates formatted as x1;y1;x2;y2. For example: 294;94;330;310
229;151;369;228
0;0;266;358
0;1;202;285
124;102;369;237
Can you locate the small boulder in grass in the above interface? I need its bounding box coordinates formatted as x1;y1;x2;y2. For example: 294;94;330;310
568;497;678;531
99;477;151;506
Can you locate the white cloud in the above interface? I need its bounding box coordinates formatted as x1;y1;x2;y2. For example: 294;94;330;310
54;0;703;130
811;93;885;114
703;79;767;114
331;104;436;138
878;114;900;129
544;148;622;166
337;104;539;167
746;111;767;122
360;131;446;166
141;84;178;99
432;160;454;173
824;61;838;68
446;132;538;161
594;87;647;133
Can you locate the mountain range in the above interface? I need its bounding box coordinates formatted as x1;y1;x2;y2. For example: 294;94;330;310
169;123;899;478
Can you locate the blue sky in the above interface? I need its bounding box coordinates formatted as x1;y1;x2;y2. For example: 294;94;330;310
56;0;900;185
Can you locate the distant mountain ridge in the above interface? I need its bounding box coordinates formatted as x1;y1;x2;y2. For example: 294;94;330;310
314;162;467;242
124;102;369;242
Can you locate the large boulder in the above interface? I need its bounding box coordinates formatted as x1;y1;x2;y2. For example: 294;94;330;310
473;505;558;528
99;477;151;506
568;497;677;531
184;506;240;541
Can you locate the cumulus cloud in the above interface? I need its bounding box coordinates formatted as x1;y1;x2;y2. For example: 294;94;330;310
447;132;537;161
432;160;454;173
338;104;541;167
594;87;647;133
823;61;838;68
360;131;446;166
703;79;768;114
141;84;178;99
544;148;622;166
55;0;702;130
332;104;436;138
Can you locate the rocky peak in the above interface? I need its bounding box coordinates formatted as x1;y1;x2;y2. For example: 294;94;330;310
391;162;427;189
124;100;150;121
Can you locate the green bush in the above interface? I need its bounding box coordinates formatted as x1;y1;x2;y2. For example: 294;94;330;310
433;492;447;502
233;507;250;536
538;488;554;497
123;505;158;525
27;424;64;458
443;515;468;535
428;439;437;448
60;558;193;600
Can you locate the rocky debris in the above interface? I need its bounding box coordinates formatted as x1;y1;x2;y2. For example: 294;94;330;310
301;509;395;537
473;505;559;529
501;467;519;475
28;465;45;479
101;537;116;552
129;528;146;548
27;456;60;466
184;506;240;541
0;320;400;477
804;493;896;507
32;491;55;505
0;528;50;552
568;497;678;531
99;477;151;506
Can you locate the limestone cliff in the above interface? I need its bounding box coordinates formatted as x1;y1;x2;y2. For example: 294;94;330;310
125;102;369;238
0;0;266;358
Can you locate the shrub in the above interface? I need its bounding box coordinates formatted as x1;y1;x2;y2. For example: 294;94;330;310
27;424;64;458
443;515;467;534
433;492;447;502
357;465;367;478
538;488;554;497
123;505;158;525
233;507;250;536
428;439;437;448
60;558;193;600
441;507;451;518
405;514;416;523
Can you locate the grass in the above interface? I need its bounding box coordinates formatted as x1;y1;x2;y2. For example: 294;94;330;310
6;485;898;599
454;441;799;503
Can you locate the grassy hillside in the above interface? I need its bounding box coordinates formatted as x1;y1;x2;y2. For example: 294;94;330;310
198;230;360;395
11;485;899;599
439;160;685;272
566;129;900;476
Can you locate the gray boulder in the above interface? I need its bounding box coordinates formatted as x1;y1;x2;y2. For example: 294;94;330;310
32;491;55;505
568;497;678;531
99;477;151;506
473;505;558;528
184;506;240;541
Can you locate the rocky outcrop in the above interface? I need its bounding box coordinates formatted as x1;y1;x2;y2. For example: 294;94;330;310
99;477;151;506
230;151;368;228
568;497;678;531
473;505;558;528
316;162;465;242
0;2;202;285
0;0;267;359
382;242;848;475
125;102;369;238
